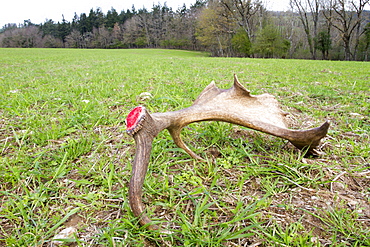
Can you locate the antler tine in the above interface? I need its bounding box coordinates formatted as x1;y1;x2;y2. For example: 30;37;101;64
125;75;329;231
168;127;204;160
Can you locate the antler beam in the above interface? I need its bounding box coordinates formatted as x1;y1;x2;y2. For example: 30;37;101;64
125;75;329;231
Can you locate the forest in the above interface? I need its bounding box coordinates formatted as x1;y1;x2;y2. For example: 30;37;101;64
1;0;369;60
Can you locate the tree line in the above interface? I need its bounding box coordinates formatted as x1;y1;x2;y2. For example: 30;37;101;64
1;0;369;60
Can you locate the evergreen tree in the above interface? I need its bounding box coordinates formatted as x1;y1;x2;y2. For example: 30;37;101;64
106;8;120;28
78;13;89;33
39;19;58;37
314;30;331;60
71;13;79;31
57;16;71;45
119;9;135;24
232;28;251;57
253;24;290;58
358;22;370;61
1;23;17;33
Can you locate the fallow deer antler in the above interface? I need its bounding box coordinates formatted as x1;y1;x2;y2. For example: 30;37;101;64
125;75;329;231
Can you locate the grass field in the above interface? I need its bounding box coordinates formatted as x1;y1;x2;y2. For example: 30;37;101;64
0;48;369;246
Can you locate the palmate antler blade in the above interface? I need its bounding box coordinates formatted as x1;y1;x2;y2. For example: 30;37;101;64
125;75;329;231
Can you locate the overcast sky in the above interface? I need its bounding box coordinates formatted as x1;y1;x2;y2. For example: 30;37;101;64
1;0;290;28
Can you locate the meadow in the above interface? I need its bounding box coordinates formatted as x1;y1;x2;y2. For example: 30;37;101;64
0;48;369;246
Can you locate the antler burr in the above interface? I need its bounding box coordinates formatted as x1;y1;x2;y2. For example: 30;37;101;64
125;75;329;231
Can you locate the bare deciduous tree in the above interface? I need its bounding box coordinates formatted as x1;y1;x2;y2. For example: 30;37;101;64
65;30;83;48
290;0;320;59
321;0;370;60
123;15;148;48
196;1;235;56
0;26;42;48
219;0;265;40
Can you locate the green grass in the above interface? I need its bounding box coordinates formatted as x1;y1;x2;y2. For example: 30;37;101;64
0;48;369;246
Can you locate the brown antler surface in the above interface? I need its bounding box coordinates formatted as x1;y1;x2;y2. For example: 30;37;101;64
125;75;329;231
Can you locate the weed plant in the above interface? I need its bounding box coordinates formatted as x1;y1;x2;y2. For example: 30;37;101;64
0;48;369;246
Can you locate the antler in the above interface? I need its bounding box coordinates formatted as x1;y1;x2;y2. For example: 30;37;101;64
126;75;329;231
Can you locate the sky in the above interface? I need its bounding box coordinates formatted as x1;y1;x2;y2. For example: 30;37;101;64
0;0;290;28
